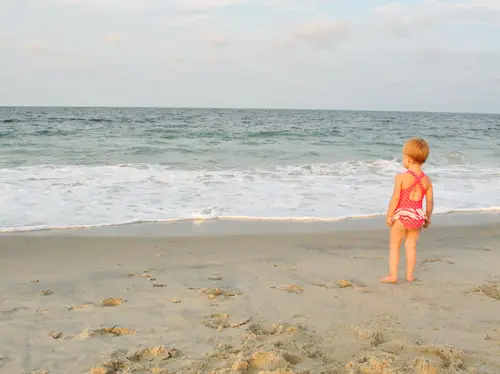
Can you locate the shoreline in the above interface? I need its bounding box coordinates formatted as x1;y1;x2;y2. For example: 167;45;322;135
1;210;499;237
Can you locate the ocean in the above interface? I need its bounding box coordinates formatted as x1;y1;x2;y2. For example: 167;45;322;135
0;106;499;232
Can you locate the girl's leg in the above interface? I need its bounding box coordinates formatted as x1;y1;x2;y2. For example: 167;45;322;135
381;220;406;283
405;229;421;282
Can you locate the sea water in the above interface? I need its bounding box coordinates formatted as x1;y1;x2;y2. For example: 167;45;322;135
0;107;499;232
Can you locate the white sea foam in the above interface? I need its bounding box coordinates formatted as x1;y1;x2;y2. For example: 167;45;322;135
0;160;499;232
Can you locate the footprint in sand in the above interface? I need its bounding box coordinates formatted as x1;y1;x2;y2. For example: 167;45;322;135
205;321;322;373
49;331;63;339
480;282;500;300
203;313;250;331
208;274;223;281
310;280;367;290
90;346;179;373
272;284;304;294
469;282;500;301
192;287;242;301
420;257;455;265
76;327;136;339
152;283;167;288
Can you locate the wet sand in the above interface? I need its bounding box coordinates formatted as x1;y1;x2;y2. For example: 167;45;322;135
1;220;500;373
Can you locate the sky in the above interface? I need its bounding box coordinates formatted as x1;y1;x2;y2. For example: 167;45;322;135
1;0;500;112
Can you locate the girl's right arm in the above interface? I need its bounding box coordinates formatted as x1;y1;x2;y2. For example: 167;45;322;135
424;180;434;227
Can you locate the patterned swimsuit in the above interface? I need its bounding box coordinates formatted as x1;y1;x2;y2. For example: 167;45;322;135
393;170;427;229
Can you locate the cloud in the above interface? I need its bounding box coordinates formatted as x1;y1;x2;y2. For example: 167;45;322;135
167;13;208;28
29;59;96;73
27;42;51;53
167;51;186;61
102;34;123;45
36;0;171;12
291;19;350;47
37;0;245;13
371;0;500;36
178;0;246;12
204;32;231;47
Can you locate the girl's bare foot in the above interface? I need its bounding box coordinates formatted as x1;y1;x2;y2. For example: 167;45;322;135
406;276;417;282
380;275;398;283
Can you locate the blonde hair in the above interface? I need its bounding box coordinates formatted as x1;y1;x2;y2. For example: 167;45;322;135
403;137;430;164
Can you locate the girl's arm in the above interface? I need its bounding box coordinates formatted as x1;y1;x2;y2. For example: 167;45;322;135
386;174;402;226
424;180;434;227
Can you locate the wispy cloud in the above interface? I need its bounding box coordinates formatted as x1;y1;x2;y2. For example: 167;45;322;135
27;42;52;53
371;0;500;36
102;34;123;45
37;0;245;13
204;32;231;47
178;0;245;12
292;19;350;47
166;51;186;61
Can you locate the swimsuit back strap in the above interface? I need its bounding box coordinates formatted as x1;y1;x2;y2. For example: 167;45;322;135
406;170;426;193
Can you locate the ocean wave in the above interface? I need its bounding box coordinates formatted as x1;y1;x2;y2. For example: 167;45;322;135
0;157;490;174
0;161;498;232
0;118;21;123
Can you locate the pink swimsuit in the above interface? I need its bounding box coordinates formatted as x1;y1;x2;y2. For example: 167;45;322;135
393;170;427;229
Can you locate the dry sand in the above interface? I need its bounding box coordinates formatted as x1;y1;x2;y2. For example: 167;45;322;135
1;221;499;373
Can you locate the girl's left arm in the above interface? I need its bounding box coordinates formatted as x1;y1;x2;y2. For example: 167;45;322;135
386;174;402;226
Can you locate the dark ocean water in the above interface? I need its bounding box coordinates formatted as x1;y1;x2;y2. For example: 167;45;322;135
1;107;499;231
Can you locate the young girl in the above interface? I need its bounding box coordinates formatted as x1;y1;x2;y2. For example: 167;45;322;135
381;137;434;284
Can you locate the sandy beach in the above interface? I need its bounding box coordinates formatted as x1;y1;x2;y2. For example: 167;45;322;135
1;217;500;374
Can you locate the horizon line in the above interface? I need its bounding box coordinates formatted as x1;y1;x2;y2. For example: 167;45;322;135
0;104;499;116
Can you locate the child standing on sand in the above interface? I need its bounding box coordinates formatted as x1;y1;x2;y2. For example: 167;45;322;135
381;138;434;284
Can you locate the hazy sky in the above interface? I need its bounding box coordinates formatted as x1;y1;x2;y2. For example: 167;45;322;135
1;0;500;112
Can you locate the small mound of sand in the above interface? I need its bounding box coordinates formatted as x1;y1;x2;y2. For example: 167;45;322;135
127;346;179;362
413;357;440;374
40;289;53;296
89;360;126;374
336;279;367;289
336;280;353;288
208;350;295;373
68;303;92;311
345;353;396;373
345;347;469;374
250;351;290;370
101;298;124;307
424;347;466;371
